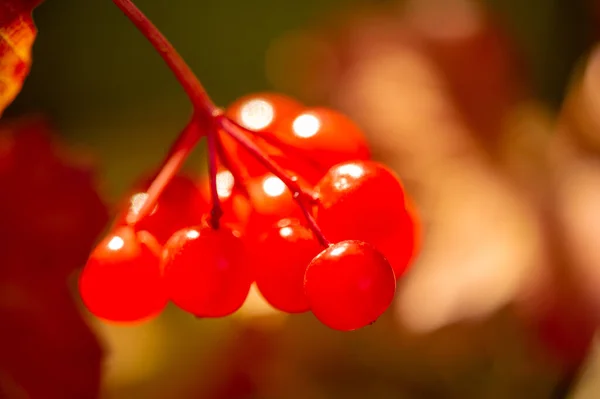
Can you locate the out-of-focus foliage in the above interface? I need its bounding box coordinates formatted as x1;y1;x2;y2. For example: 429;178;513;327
0;117;106;398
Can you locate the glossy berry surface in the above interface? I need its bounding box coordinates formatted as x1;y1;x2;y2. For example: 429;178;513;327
304;240;396;331
78;226;167;323
374;210;418;277
315;160;413;277
120;174;208;245
162;225;253;317
220;93;304;178
278;107;370;175
251;218;321;313
223;98;371;185
245;172;308;235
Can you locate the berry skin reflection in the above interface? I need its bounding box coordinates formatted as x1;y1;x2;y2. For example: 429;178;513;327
78;0;419;331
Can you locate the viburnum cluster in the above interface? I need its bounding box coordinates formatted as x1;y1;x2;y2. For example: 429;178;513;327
78;0;419;331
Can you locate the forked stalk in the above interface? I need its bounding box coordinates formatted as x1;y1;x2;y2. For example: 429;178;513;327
113;0;330;247
226;119;326;175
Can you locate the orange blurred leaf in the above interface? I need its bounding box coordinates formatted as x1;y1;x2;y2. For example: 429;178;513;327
0;0;43;116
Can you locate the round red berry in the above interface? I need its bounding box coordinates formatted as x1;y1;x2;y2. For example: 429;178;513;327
245;171;311;235
315;160;414;278
162;225;252;317
304;240;396;331
278;107;370;178
251;218;322;313
78;226;167;323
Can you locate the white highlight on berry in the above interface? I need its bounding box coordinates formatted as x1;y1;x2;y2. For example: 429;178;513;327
329;243;348;257
107;236;125;251
216;170;234;199
337;163;365;178
334;163;365;191
240;99;275;130
262;176;286;197
186;229;200;239
279;226;293;238
292;113;320;138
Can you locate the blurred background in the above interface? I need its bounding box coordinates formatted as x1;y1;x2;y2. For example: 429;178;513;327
3;0;600;397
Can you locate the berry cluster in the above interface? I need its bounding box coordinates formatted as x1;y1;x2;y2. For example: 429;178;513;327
78;0;418;331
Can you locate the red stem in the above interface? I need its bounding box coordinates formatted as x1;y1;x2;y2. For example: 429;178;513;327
111;0;215;225
220;117;318;203
126;119;201;225
112;0;219;123
219;116;330;247
227;119;326;175
207;128;223;229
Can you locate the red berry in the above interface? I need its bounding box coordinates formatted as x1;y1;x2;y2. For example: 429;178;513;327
278;107;370;179
374;198;421;278
251;218;322;313
316;161;406;232
162;225;252;317
78;226;167;323
374;215;416;277
220;93;304;178
304;240;396;331
315;160;414;278
119;174;208;245
245;172;310;235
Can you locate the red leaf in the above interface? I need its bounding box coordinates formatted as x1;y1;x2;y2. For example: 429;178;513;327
0;0;43;116
0;272;103;399
0;116;106;399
